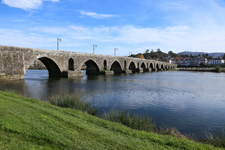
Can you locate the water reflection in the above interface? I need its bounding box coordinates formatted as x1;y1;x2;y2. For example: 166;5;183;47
0;70;225;138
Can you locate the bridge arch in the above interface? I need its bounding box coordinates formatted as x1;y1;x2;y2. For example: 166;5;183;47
110;61;123;73
149;63;154;72
161;64;164;70
167;65;170;70
155;63;159;72
141;62;147;72
128;62;136;73
37;57;62;77
68;58;75;71
165;65;168;70
83;60;100;75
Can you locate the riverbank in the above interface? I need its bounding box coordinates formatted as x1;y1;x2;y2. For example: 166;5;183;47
0;91;222;150
178;67;225;72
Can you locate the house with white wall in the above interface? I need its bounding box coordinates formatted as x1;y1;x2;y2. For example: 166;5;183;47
208;58;224;65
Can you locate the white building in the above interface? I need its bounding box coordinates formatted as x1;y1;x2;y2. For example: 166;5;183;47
199;58;208;65
208;58;224;65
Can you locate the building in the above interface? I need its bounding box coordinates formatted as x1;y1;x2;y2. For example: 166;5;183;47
208;58;224;65
163;58;172;64
189;58;200;66
199;57;208;65
171;57;188;66
171;57;200;66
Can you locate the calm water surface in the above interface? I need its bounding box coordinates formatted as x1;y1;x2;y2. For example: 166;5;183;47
1;70;225;138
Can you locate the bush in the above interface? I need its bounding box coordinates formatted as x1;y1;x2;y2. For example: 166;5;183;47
215;66;221;72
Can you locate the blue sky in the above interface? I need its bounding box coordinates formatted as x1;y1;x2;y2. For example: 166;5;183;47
0;0;225;56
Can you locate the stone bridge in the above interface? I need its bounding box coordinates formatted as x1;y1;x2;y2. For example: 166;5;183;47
0;46;177;80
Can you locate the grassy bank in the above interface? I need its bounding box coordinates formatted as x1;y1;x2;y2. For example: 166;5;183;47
0;91;223;150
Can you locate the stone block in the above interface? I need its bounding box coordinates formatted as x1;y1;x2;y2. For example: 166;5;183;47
125;70;132;74
101;70;114;75
68;70;84;78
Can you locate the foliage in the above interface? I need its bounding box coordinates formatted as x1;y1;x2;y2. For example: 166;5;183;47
130;48;172;61
168;51;179;58
202;54;213;59
135;53;145;59
215;66;222;72
130;49;184;61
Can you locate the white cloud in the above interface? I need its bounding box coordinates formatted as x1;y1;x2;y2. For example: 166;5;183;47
2;0;59;10
1;23;225;56
79;10;117;19
34;24;225;53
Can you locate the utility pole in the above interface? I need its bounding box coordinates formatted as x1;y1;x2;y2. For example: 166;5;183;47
114;48;118;56
93;44;97;54
57;38;61;50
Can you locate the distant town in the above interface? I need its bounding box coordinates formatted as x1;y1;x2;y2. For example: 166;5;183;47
130;49;225;67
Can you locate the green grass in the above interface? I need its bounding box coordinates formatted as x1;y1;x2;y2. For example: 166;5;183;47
0;91;223;150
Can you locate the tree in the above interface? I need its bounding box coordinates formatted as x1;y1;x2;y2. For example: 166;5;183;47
168;51;178;58
157;48;162;53
202;54;209;58
145;49;150;53
190;54;194;58
131;48;169;60
136;53;145;59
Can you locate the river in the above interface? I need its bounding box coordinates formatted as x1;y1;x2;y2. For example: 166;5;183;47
1;70;225;138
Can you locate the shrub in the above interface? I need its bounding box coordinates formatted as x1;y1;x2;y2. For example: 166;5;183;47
215;66;221;72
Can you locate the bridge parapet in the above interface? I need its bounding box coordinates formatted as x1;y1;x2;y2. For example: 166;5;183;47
0;45;176;80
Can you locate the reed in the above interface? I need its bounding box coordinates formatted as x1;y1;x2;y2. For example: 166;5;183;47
102;110;157;132
49;94;98;116
207;127;225;148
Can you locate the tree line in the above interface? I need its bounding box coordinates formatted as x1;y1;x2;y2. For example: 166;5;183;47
129;49;179;61
130;49;225;60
